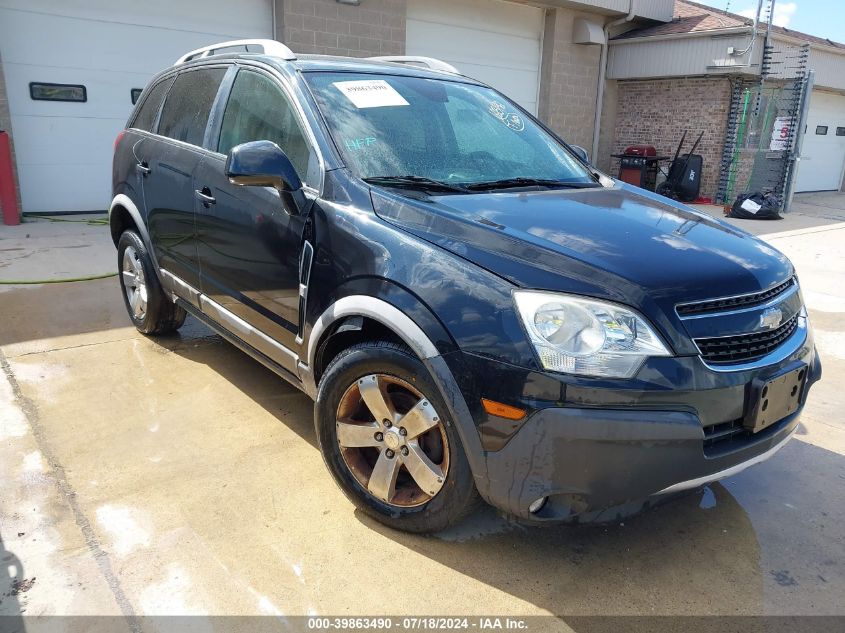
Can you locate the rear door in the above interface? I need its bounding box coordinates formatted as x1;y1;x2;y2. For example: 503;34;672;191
194;66;318;352
127;75;175;216
142;66;227;289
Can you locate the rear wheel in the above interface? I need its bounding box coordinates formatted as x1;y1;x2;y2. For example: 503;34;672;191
117;230;186;335
316;341;478;533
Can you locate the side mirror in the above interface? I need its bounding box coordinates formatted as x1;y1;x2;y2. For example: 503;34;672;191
570;145;591;165
225;140;305;214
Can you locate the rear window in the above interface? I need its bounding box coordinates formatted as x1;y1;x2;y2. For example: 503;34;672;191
158;68;226;146
132;77;174;132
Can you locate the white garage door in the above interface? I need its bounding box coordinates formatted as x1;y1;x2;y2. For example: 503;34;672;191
795;91;845;192
0;0;271;213
406;0;543;115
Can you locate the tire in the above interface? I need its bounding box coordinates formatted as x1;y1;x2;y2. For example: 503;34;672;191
117;230;186;335
316;341;478;533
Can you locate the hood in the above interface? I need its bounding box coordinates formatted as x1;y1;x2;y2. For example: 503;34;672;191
372;183;793;321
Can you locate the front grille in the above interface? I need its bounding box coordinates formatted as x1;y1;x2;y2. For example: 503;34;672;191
677;278;795;317
694;313;799;365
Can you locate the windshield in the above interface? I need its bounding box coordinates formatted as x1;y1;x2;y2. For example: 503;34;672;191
304;72;594;188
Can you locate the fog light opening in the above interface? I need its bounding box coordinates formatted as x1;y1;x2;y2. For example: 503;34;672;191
528;496;548;514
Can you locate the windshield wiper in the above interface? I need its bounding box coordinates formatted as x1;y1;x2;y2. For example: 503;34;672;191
363;175;468;194
463;177;599;192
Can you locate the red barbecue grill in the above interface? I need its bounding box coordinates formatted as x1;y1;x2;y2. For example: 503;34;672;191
611;145;668;192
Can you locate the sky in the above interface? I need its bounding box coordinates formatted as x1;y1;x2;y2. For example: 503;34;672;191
692;1;843;43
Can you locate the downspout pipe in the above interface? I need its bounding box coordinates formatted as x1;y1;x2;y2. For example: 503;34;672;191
591;0;636;162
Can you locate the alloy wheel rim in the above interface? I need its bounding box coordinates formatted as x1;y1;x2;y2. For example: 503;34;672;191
121;245;148;320
336;374;449;508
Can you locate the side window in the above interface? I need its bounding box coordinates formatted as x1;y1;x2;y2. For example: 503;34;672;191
158;68;226;146
217;69;311;180
132;77;174;132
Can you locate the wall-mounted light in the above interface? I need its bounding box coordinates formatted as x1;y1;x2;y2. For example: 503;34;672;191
336;0;361;5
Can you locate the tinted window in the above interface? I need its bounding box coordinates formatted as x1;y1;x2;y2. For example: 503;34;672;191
816;125;828;135
217;69;311;178
132;77;174;132
158;68;226;146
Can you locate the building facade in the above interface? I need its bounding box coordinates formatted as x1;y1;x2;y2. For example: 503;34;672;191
0;0;842;216
608;0;845;198
0;0;673;214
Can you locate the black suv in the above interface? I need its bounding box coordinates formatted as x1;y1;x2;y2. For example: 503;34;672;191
111;40;820;532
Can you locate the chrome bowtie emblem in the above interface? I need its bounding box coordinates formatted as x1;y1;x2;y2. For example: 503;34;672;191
759;307;783;330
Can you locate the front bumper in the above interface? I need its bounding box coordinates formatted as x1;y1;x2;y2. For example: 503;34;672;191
483;401;804;522
438;326;822;523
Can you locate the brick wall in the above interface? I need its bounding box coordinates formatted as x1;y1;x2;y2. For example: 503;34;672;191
275;0;406;57
0;47;21;219
538;8;602;152
611;77;732;199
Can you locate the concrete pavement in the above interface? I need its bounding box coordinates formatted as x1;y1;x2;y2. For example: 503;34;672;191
1;195;844;622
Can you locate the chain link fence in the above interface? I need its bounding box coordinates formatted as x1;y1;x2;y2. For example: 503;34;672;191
716;40;811;211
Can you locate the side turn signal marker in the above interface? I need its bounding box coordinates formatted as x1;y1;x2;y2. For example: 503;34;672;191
481;398;527;421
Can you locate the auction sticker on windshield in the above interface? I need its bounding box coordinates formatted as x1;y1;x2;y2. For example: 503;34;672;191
333;80;409;108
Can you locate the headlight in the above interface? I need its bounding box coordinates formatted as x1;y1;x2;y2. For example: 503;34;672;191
513;291;671;378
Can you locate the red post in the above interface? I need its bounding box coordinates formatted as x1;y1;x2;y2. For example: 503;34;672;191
0;130;20;226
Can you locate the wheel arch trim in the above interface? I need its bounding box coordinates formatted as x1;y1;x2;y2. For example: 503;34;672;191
306;295;440;371
302;294;491;494
109;194;165;285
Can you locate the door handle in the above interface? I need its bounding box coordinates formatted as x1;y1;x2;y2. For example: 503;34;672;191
136;162;151;175
194;187;216;206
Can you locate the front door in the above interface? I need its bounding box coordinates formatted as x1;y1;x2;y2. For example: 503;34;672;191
195;67;316;351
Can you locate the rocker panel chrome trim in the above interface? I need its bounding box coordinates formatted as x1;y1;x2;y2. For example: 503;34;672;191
156;269;300;376
160;269;201;309
199;294;299;375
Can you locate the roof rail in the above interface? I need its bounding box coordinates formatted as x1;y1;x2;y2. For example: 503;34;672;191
174;39;296;66
368;55;459;74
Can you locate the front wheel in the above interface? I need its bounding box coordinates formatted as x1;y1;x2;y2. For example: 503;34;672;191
316;341;478;533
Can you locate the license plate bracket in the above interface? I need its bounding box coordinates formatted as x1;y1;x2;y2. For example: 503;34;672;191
744;363;807;433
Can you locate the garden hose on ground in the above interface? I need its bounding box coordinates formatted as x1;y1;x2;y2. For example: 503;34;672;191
21;213;109;226
2;213;114;283
0;272;117;285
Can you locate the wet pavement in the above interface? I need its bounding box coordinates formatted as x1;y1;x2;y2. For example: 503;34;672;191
1;197;844;619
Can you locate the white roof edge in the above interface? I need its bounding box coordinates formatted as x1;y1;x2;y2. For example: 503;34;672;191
368;55;459;74
770;32;845;56
609;26;750;45
611;26;845;56
174;39;296;66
